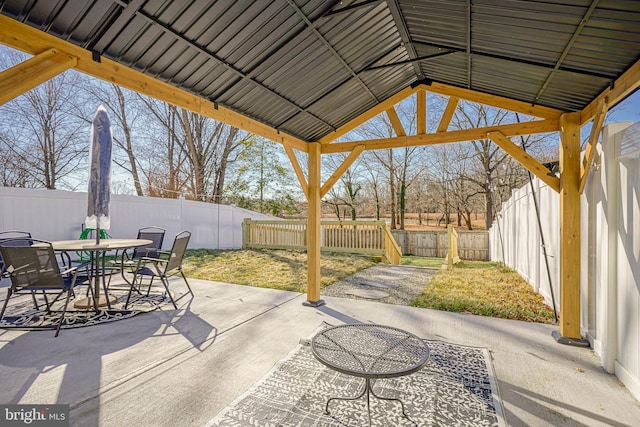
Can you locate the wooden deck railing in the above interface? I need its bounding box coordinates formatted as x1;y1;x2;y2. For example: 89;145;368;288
242;219;402;264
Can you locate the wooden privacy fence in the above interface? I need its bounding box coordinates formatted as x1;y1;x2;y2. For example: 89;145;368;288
390;229;489;261
242;219;402;264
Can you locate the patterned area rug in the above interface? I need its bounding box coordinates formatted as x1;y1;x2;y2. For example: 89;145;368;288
0;291;168;331
206;325;505;427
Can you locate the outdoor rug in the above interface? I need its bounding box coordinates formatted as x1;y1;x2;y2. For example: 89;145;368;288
0;291;169;331
206;324;505;427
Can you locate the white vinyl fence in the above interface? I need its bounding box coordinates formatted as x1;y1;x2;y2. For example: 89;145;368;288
0;187;275;250
490;121;640;401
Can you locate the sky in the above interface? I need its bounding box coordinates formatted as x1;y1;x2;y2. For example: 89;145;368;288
606;88;640;124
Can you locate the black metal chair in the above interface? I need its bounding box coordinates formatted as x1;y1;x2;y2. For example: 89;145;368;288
108;226;166;291
0;230;32;277
129;226;166;261
1;230;75;278
125;231;193;309
0;238;92;337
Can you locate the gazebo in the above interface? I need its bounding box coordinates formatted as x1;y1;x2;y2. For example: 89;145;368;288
1;0;639;345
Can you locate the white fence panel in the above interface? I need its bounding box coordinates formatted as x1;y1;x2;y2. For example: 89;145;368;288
490;121;640;402
0;187;274;250
490;178;559;309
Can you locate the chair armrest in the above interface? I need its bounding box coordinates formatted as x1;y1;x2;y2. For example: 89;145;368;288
59;266;79;276
140;256;168;264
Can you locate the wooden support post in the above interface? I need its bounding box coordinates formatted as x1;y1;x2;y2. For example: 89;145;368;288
554;112;587;345
304;142;325;306
417;89;427;134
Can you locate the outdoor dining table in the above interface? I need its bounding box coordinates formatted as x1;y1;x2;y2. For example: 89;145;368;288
311;323;430;426
50;238;153;309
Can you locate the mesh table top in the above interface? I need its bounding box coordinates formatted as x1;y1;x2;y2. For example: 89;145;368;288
311;324;430;379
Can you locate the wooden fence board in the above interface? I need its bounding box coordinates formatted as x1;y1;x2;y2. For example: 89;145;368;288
242;219;402;264
390;230;489;261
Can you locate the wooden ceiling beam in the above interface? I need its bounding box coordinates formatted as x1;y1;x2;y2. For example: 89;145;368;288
581;58;640;125
282;142;309;199
0;48;77;105
419;82;564;119
0;15;308;152
437;96;459;132
320;145;365;198
488;131;560;193
317;85;419;144
579;97;608;194
386;107;406;137
417;89;427;134
322;118;559;153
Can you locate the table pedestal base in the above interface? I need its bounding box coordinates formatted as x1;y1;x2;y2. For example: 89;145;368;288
324;378;407;426
73;294;117;309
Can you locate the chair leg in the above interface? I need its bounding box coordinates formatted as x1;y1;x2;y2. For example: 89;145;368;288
30;291;40;310
146;277;155;296
54;290;73;337
124;276;136;310
160;276;177;309
0;288;13;321
180;271;194;296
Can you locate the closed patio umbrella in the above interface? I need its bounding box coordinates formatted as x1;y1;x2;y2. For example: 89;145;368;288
85;105;112;245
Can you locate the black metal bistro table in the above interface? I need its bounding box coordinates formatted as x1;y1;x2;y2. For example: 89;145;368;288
311;323;430;426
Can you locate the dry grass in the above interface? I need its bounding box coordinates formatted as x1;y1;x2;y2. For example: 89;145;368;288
181;249;377;293
411;261;557;324
183;250;556;324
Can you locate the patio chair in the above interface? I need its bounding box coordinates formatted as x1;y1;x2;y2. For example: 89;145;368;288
0;230;32;277
0;238;92;337
126;226;166;262
125;231;193;309
1;230;74;277
108;226;165;291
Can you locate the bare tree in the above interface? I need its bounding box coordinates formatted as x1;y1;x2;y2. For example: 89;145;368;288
324;153;364;220
138;99;248;202
0;66;86;189
353;98;426;229
445;103;558;229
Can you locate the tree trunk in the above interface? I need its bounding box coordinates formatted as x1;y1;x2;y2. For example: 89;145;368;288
389;150;397;229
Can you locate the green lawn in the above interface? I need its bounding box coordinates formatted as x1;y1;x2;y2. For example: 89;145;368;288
401;255;444;269
182;249;377;293
182;250;556;324
411;261;557;324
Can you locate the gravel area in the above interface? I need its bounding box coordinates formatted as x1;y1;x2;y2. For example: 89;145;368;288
321;264;438;305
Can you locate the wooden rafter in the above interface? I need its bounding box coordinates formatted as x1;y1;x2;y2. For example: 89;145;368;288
417;89;426;134
579;96;608;194
0;48;77;105
437;96;459;132
386;107;406;137
421;82;563;120
581;57;640;125
317;85;419;144
488;131;560;193
282;142;309;200
320;145;365;198
0;15;308;153
322;118;559;153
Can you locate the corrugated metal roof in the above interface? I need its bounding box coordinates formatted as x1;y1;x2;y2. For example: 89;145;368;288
1;0;639;142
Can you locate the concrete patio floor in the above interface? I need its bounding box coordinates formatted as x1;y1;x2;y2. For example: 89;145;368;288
1;277;639;427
